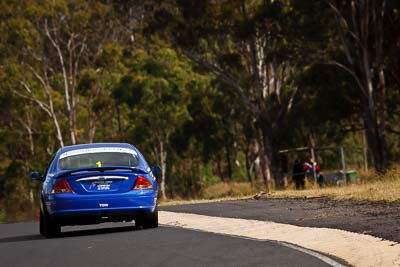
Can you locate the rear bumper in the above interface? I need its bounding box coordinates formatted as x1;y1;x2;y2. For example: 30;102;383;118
45;192;157;225
52;208;153;226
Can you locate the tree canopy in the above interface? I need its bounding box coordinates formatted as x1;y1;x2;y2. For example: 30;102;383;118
0;0;399;219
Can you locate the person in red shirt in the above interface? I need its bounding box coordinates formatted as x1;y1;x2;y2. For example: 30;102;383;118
303;158;323;187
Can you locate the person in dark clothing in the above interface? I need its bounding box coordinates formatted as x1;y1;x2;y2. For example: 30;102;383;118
317;173;324;188
292;159;305;190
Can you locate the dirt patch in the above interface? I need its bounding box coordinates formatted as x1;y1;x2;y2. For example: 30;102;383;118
160;198;400;243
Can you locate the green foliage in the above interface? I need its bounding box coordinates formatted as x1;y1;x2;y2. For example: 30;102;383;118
0;0;399;218
116;46;196;141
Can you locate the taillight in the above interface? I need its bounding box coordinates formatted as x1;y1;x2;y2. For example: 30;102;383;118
51;180;74;194
132;176;153;190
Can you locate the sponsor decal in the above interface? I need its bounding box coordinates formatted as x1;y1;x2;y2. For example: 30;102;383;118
97;184;111;190
89;180;112;190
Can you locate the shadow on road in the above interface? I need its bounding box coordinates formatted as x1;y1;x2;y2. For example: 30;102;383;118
0;225;138;243
0;234;44;243
62;225;138;238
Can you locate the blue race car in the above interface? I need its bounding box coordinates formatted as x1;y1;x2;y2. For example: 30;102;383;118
30;143;160;238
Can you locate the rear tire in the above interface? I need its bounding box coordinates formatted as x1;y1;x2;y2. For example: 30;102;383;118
136;207;158;229
40;205;61;238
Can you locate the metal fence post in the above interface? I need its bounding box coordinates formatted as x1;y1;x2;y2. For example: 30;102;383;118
340;146;346;185
310;148;317;183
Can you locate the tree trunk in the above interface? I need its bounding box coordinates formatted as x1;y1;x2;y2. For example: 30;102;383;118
19;76;64;148
115;104;123;139
263;130;283;189
159;140;167;200
244;145;253;184
329;0;388;173
87;105;96;143
19;109;35;156
257;128;270;192
362;104;387;173
225;145;232;181
216;156;224;181
45;20;77;145
52;114;64;148
88;119;96;143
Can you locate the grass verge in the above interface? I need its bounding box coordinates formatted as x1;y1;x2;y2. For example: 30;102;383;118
0;207;5;223
160;167;400;206
272;168;400;201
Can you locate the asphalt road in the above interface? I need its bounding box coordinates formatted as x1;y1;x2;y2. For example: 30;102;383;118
161;198;400;242
0;218;336;266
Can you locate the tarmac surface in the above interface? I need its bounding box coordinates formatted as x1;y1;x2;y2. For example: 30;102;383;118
161;197;400;242
0;212;335;267
2;197;397;266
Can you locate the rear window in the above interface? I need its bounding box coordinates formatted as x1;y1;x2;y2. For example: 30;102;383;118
59;152;139;170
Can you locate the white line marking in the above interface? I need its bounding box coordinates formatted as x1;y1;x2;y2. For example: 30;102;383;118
278;241;347;267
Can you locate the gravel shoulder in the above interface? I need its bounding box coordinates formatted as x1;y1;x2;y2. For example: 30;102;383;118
160;197;400;243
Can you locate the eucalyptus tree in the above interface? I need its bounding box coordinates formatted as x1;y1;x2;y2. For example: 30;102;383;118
114;45;209;199
147;0;308;190
2;0;143;146
326;0;400;172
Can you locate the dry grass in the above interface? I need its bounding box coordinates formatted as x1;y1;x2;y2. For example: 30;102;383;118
160;168;400;206
159;195;253;206
202;182;261;199
272;168;400;202
159;182;259;206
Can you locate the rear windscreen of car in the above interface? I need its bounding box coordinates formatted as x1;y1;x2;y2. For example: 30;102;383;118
59;152;139;170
